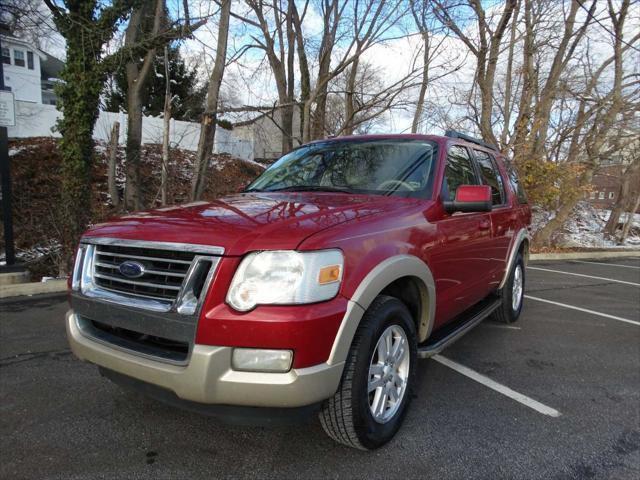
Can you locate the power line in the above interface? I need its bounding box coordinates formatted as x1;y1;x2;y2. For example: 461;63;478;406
577;0;640;54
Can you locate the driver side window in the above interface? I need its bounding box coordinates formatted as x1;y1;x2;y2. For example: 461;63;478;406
442;145;478;201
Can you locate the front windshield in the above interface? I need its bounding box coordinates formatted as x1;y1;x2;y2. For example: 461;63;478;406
246;139;438;198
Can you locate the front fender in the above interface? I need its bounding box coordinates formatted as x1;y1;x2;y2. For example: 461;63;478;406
327;255;436;365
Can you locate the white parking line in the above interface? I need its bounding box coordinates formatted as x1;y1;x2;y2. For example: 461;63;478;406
433;355;561;417
483;323;522;330
528;266;640;287
572;260;640;270
525;295;640;327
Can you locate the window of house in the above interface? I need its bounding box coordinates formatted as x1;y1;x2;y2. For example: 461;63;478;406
589;191;596;199
598;191;605;200
1;47;10;64
608;191;615;199
27;51;34;70
442;145;479;202
13;50;25;67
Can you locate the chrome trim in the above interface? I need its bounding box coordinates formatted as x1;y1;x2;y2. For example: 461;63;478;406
71;246;85;291
93;272;182;291
81;237;225;256
95;261;187;278
77;238;224;315
176;256;221;315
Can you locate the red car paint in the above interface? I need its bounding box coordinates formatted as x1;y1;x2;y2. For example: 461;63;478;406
81;134;531;369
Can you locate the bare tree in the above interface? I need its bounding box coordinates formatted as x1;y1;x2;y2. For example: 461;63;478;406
533;0;638;246
191;0;232;201
161;45;171;206
604;144;640;238
432;0;517;145
124;0;165;211
107;121;121;209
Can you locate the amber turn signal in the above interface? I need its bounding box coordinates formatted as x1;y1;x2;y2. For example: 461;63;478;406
318;265;342;285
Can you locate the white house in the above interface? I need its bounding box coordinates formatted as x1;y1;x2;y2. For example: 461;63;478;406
1;34;63;105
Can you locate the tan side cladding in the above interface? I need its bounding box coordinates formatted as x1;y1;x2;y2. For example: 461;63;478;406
66;311;344;407
327;255;436;365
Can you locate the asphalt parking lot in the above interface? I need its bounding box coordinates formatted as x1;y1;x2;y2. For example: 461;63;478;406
1;257;639;479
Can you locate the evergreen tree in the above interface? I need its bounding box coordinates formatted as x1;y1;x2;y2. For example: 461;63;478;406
104;45;205;122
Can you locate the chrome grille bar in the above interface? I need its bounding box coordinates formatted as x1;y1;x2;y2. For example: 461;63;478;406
74;238;224;315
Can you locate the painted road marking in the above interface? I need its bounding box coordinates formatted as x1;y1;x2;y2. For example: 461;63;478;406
528;266;640;287
433;355;561;418
572;260;640;270
525;295;640;327
483;323;522;330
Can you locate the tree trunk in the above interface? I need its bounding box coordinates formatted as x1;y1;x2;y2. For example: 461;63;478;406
123;0;163;211
292;3;310;143
124;92;144;210
343;56;359;135
411;31;429;134
620;194;640;244
190;0;231;201
161;45;171;206
55;61;101;273
604;157;640;236
107;121;120;208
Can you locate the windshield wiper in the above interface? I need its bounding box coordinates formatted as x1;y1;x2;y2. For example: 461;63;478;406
264;185;354;194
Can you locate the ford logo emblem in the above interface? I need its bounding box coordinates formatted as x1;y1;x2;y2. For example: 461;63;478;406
118;260;145;279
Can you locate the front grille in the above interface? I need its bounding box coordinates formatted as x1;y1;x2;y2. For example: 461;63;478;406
88;318;190;363
92;244;196;302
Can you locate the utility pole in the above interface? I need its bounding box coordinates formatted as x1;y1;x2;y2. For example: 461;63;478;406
0;34;18;269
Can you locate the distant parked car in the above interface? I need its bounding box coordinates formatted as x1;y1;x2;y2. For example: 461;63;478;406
66;131;531;449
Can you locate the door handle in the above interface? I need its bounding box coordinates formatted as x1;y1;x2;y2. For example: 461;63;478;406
479;219;491;230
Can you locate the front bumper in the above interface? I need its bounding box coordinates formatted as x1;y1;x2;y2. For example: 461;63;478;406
66;310;344;408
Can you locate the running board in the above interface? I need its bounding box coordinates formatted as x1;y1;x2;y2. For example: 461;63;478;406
417;297;501;359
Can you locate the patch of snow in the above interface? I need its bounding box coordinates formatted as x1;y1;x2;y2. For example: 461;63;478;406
533;201;640;248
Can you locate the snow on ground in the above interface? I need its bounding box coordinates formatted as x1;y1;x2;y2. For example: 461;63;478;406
532;201;640;248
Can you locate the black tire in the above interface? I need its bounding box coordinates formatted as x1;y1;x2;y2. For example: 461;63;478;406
492;252;525;324
319;295;417;450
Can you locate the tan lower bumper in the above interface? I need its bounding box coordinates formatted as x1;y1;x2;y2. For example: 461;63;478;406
66;310;344;407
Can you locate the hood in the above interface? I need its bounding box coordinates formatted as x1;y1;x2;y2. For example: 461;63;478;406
83;192;414;255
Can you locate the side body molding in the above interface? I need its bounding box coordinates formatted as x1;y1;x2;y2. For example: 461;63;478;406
328;255;436;365
498;228;530;289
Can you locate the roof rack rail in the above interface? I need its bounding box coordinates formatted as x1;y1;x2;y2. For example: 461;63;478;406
445;130;498;152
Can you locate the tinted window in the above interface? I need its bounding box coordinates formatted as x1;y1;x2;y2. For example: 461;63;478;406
504;159;528;204
246;140;437;198
27;51;34;70
442;145;478;201
474;150;505;205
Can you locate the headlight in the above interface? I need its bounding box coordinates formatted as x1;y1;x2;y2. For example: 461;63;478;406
226;250;343;312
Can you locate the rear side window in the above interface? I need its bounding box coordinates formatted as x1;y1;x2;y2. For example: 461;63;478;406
442;145;478;201
504;159;528;204
473;150;505;206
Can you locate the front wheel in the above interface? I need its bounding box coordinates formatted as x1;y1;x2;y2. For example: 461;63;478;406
492;252;525;324
319;295;417;450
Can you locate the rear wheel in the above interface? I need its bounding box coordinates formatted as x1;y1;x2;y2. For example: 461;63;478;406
319;295;417;450
492;252;525;324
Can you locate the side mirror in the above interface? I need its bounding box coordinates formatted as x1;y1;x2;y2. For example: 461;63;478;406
444;185;492;213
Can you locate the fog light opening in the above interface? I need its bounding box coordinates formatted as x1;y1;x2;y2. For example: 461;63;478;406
231;348;293;373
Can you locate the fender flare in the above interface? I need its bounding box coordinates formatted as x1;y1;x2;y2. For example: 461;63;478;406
327;255;436;365
498;228;530;289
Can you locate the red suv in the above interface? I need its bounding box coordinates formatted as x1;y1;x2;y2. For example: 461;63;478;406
66;132;531;449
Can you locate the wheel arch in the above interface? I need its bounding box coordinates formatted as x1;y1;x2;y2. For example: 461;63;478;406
498;228;530;290
328;255;435;365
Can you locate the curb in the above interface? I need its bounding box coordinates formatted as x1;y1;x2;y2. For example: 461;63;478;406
530;250;640;261
0;280;68;299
